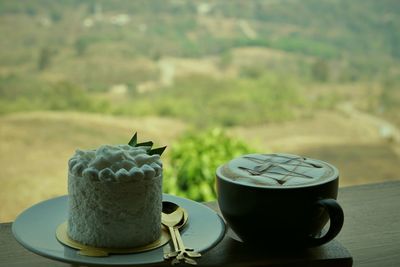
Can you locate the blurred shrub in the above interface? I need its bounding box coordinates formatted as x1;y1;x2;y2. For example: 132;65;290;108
74;38;89;56
239;66;265;79
163;128;254;202
37;47;56;71
379;79;400;112
130;73;305;127
43;81;92;110
311;59;329;82
0;75;97;114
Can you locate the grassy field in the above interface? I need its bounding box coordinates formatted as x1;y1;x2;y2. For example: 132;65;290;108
0;111;186;222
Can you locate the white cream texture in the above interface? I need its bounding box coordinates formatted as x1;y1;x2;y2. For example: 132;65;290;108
68;144;162;182
67;144;162;248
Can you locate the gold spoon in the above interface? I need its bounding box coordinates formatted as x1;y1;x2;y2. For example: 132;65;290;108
162;202;201;265
163;201;188;259
162;201;185;260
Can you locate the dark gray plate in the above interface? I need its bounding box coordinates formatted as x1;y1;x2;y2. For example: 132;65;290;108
12;194;225;266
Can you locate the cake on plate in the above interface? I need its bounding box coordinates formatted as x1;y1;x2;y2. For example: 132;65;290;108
67;133;166;248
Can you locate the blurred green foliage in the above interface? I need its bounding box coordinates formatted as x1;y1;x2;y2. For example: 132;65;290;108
0;75;102;114
37;47;54;70
125;74;305;127
163;128;254;201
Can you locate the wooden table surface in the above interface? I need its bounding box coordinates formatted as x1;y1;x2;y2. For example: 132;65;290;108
1;181;399;267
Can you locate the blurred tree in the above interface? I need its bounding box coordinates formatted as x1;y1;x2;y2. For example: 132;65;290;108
25;6;36;16
74;38;88;56
37;47;53;71
50;10;62;22
218;51;233;70
45;81;92;110
163;128;254;201
380;79;399;112
311;59;329;82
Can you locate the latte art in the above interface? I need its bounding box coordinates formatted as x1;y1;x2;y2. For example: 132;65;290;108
219;153;337;187
216;152;343;247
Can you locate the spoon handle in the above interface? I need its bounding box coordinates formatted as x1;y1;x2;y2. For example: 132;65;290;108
164;226;179;259
174;228;202;258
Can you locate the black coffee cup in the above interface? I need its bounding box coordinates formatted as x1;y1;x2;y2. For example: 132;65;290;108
216;153;344;248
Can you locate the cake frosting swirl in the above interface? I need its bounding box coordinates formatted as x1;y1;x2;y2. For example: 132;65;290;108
68;144;162;183
67;144;163;248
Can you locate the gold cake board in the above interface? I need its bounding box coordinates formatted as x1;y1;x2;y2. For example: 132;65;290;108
56;222;170;257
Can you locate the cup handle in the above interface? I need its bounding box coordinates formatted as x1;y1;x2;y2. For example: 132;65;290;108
307;198;344;247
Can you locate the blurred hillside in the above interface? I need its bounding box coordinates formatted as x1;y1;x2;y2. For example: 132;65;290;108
0;0;399;126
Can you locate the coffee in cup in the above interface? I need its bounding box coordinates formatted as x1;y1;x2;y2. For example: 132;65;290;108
216;153;344;248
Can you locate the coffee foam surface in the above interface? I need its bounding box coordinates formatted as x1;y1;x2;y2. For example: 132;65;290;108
220;153;337;187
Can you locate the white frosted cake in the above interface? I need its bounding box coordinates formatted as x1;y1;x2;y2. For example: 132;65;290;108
67;143;163;248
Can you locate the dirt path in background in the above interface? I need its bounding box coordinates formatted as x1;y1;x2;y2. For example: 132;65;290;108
337;102;400;155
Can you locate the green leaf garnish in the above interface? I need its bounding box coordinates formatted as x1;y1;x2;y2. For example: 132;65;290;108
136;141;154;147
148;146;167;156
128;132;166;156
128;132;137;146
